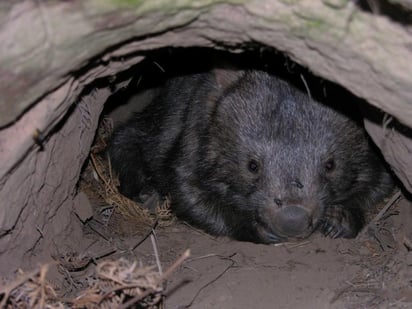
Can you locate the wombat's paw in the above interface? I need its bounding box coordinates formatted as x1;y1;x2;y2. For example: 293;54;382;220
132;186;160;213
320;206;361;239
256;227;287;244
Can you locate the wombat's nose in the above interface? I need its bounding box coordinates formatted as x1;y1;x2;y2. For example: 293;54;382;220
275;205;310;237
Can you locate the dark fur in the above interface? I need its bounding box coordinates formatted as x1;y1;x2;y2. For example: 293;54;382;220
109;70;393;244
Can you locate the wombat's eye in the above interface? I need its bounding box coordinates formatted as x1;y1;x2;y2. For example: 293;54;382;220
325;158;335;172
248;159;260;174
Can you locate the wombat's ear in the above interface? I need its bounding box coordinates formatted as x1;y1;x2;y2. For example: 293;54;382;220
205;68;244;112
212;68;244;90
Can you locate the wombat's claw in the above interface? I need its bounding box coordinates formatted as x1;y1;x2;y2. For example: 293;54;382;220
321;223;338;238
265;232;286;244
320;206;358;239
256;225;286;244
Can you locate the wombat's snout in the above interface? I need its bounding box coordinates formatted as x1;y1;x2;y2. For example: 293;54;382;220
273;205;311;237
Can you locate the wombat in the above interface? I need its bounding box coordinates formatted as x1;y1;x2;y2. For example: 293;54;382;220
109;69;394;244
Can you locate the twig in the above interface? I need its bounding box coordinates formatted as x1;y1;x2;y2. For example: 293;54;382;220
115;249;190;309
132;220;159;251
184;253;237;308
151;231;163;275
0;269;41;308
331;284;380;303
152;61;166;73
300;73;312;100
358;191;402;238
273;240;310;248
286;240;311;249
107;153;113;186
373;191;402;222
0;263;56;308
38;264;49;309
90;154;111;188
185;253;220;263
85;220;111;242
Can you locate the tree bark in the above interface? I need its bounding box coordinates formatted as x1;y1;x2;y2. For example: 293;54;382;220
1;0;412;127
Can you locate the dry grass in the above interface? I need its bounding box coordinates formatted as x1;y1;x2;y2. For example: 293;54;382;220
0;250;190;309
0;264;60;309
81;117;174;231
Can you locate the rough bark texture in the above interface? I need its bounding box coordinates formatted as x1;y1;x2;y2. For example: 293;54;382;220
0;88;110;272
365;119;412;192
0;0;411;273
1;1;412;128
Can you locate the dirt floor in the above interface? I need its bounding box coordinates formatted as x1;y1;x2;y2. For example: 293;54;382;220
75;193;412;308
2;171;411;308
80;193;412;309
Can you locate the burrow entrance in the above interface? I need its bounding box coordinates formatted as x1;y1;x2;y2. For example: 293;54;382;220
1;46;411;308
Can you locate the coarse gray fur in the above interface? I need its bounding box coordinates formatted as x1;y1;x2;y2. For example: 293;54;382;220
109;70;394;243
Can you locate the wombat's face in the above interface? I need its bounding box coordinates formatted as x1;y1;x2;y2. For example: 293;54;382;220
208;72;363;243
